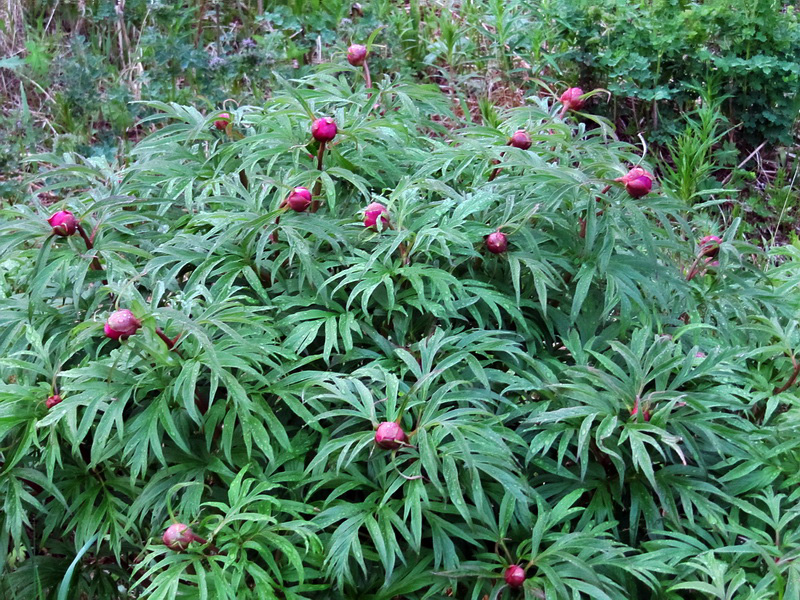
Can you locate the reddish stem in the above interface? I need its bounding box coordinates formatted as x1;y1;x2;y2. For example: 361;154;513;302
488;154;504;182
156;327;177;351
311;141;326;212
76;224;103;271
89;222;101;244
316;141;326;172
773;355;800;395
685;254;705;281
270;199;287;244
398;242;410;266
363;61;372;90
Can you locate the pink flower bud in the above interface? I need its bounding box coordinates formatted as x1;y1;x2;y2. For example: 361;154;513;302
214;112;230;130
364;202;390;229
311;117;338;143
375;421;406;449
287;187;312;212
508;130;532;150
45;394;62;409
163;523;203;551
104;309;141;340
486;231;508;254
695;351;706;358
560;87;585;111
699;235;722;258
347;44;368;66
504;565;526;588
48;210;78;236
615;167;654;198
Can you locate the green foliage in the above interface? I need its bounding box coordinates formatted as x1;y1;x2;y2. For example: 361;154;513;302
1;57;800;599
544;0;800;146
659;88;736;204
3;0;798;170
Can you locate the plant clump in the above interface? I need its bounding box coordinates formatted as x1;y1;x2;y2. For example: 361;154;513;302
2;40;798;600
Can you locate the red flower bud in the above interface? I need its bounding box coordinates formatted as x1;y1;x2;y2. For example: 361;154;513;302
311;117;338;142
45;394;62;409
375;421;406;449
560;87;585;111
104;309;141;340
364;202;390;229
287;187;312;212
508;130;532;150
347;44;368;66
48;210;78;236
699;235;721;258
504;565;526;588
214;112;231;130
615;167;654;198
486;231;508;254
163;523;205;551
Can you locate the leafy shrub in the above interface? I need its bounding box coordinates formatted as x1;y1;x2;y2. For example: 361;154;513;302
2;56;800;600
544;0;800;146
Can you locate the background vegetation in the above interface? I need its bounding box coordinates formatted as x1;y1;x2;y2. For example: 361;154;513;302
1;1;799;599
